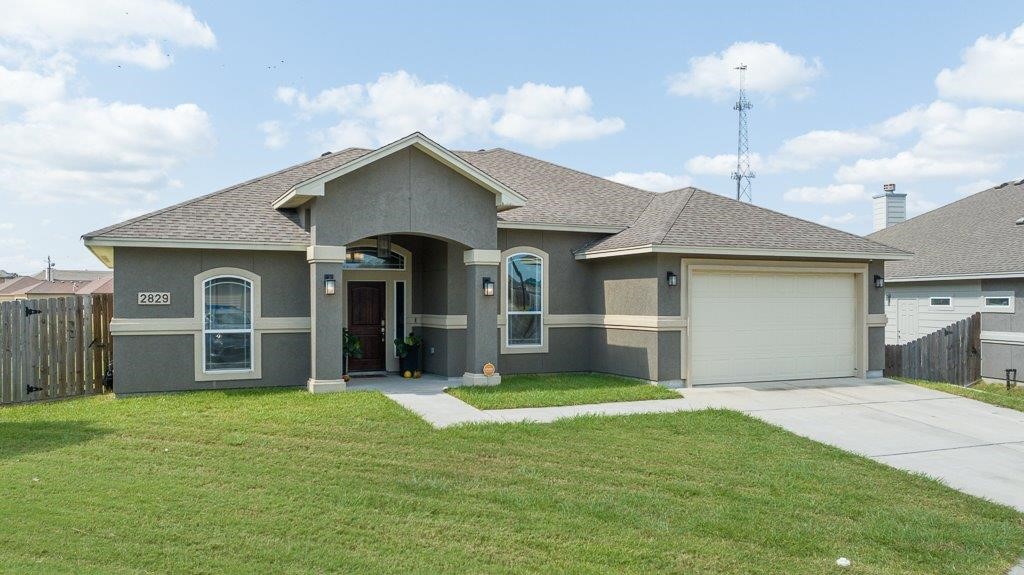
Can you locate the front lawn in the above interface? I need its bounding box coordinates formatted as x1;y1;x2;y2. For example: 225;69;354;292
447;372;680;409
1;389;1022;574
899;377;1024;413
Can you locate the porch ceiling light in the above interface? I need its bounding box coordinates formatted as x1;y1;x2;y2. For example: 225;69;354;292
324;273;336;296
666;271;679;287
873;274;885;289
482;277;495;296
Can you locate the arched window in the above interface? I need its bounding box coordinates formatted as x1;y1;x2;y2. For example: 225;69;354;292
506;253;543;346
342;247;405;270
203;276;253;372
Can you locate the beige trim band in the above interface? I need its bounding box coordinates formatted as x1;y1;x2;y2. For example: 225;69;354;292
414;314;687;332
888;272;1024;282
867;314;888;327
463;249;501;266
410;314;468;330
576;243;912;262
981;331;1024;346
111;316;311;336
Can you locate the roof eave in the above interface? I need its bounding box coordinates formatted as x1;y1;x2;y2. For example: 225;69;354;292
271;132;528;211
575;244;914;261
83;236;309;268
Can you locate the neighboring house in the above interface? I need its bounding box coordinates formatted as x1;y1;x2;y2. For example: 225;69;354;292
868;180;1024;381
31;269;113;282
82;132;908;395
0;271;112;302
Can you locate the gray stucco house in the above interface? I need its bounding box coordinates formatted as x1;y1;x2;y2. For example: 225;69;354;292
868;180;1024;382
83;132;908;394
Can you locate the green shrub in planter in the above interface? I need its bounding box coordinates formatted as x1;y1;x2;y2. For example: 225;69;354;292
395;332;422;373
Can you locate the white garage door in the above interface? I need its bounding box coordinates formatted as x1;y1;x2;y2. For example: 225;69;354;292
690;270;858;385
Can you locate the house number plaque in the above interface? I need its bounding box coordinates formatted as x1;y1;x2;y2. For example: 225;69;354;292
137;292;171;305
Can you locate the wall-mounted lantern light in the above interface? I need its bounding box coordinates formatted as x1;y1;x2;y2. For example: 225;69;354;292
666;271;679;287
482;277;495;296
324;273;336;296
873;274;885;289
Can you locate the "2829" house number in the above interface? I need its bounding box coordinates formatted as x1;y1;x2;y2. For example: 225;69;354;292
137;292;171;305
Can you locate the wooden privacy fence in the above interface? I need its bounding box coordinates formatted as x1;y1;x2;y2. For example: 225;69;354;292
884;312;981;386
0;294;112;405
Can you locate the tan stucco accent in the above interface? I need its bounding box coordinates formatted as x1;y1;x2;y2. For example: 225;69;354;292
981;331;1024;345
410;314;468;330
866;313;888;327
463;249;501;266
306;245;347;263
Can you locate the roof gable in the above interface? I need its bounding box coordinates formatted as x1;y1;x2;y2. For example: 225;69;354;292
272;132;528;211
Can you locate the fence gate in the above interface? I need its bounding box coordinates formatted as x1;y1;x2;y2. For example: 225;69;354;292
0;294;112;405
884;312;981;386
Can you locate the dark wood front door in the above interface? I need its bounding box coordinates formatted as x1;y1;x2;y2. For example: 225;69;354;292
347;282;386;372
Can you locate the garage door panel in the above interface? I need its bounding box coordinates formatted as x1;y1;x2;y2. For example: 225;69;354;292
691;270;858;385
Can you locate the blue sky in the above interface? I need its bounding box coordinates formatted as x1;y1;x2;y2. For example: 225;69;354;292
1;0;1023;273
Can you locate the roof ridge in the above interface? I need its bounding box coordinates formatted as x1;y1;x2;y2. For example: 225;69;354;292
84;148;371;238
689;188;911;255
471;147;657;197
655;189;696;245
870;179;1024;235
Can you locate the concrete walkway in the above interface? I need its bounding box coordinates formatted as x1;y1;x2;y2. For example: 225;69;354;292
349;375;1024;514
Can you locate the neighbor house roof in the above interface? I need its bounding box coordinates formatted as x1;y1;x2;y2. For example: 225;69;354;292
867;180;1024;280
0;276;43;297
84;132;908;265
75;276;114;295
31;269;111;282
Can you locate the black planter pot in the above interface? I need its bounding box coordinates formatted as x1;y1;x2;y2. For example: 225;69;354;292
399;345;421;373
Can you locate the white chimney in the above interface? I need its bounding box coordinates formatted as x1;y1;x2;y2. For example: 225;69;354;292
873;183;906;231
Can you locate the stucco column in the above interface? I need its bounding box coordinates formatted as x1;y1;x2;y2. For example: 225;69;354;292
463;249;501;386
307;245;346;393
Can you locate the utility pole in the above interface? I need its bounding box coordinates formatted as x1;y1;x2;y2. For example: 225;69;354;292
45;255;55;282
731;64;755;202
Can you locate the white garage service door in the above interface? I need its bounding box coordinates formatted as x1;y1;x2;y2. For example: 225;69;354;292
690;270;858;385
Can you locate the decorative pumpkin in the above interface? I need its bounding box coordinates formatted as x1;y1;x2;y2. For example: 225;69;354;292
413;370;422;379
403;370;413;378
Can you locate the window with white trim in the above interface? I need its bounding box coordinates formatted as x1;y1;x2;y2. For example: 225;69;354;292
983;293;1015;313
506;253;543;346
929;296;952;307
203;276;253;372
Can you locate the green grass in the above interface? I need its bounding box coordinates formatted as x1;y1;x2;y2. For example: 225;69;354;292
898;377;1024;413
446;372;680;409
1;389;1023;574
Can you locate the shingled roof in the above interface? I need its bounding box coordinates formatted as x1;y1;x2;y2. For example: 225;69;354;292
576;187;907;258
84;133;907;263
867;180;1024;280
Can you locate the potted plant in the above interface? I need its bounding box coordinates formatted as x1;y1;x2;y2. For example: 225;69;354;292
342;330;363;381
394;332;423;377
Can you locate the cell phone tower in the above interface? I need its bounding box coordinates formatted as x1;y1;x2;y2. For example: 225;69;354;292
731;64;755;202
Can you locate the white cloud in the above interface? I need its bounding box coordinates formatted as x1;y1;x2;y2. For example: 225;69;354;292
954;179;997;196
784;184;868;204
0;65;66;106
668;41;823;100
97;39;173;70
0;0;215;60
771;130;886;170
936;23;1024;105
684;153;763;176
818;212;856;226
837;102;1024;182
0;99;214;203
604;171;692;192
492;83;624;147
258;120;289;149
275;71;623;149
907;195;939;217
0;223;14;230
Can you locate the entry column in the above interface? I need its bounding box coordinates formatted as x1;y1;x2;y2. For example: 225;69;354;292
463;249;501;386
307;245;346;393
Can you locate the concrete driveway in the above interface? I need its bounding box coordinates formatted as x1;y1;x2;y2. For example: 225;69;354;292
686;378;1024;513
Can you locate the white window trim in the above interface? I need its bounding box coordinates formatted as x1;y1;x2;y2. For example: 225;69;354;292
202;276;254;375
500;246;549;354
983;292;1015;314
193;268;263;382
929;296;953;309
